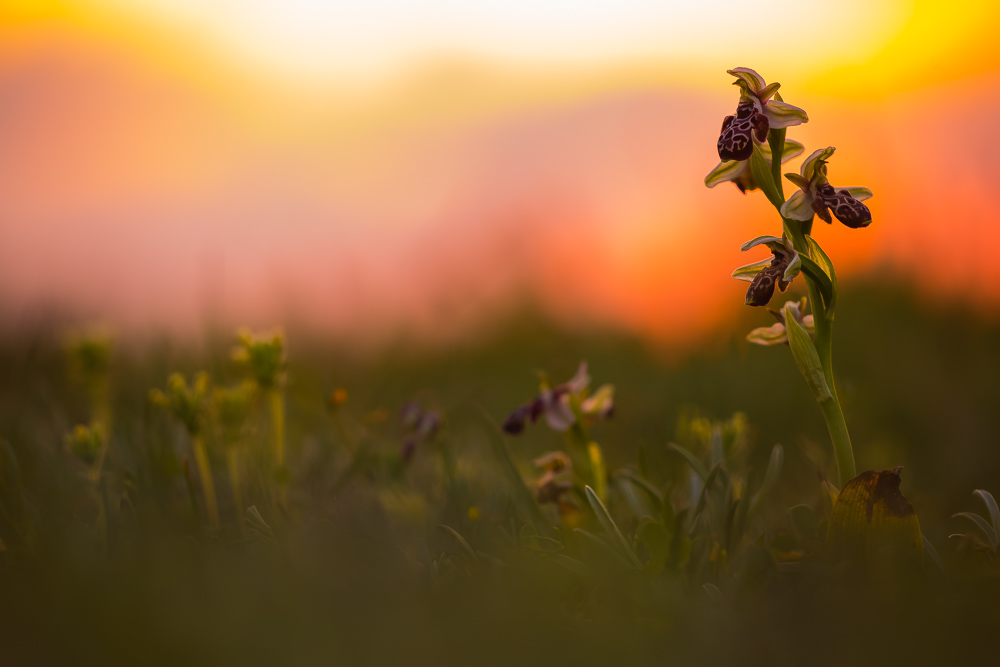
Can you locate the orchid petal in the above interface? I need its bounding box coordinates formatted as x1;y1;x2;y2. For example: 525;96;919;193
784;173;811;191
801;147;836;182
564;362;590;395
747;322;788;346
841;186;873;202
732;258;772;282
580;384;615;419
728;67;766;92
705;160;748;188
758;81;781;103
762;101;808;129
542;393;576;432
783;249;802;282
780;189;814;221
740;235;784;252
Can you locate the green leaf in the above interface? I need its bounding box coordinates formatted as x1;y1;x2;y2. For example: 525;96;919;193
615;469;664;511
762;100;808;129
784;302;832;403
806;236;838;316
574;528;635;569
545;553;596;578
974;489;1000;546
799;257;835;310
637;519;671;566
749;444;784;516
666;443;709;481
750;144;784;209
585;485;642;568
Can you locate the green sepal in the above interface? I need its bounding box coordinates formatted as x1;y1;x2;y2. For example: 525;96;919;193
705;160;747;188
802;147;836;183
784;301;832;403
741;235;784;252
727;67;766;91
780;189;813;221
762;100;809;129
842;186;873;201
746;322;789;346
732;258;771;282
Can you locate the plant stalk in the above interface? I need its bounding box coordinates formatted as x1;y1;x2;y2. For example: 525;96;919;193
269;388;287;506
192;435;220;531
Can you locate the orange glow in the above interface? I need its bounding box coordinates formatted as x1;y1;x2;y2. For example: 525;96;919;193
1;1;999;344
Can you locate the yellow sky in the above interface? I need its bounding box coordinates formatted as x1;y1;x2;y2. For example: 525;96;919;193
7;0;995;96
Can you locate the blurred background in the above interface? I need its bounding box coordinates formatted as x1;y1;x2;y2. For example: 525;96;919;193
2;0;1000;538
3;3;1000;663
2;0;999;343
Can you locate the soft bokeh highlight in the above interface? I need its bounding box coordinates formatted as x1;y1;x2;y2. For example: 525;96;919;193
1;0;999;343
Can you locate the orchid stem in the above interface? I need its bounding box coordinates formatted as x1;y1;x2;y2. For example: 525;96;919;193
777;173;857;487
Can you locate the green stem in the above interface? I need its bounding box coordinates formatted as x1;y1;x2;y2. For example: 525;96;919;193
193;435;220;531
269;388;287;507
227;446;245;535
783;214;857;486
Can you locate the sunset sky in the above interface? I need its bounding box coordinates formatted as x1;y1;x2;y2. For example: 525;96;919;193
1;0;999;344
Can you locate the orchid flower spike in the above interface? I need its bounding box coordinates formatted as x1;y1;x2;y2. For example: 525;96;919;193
717;68;809;161
746;297;815;346
706;139;804;193
502;362;615;435
781;147;874;228
732;235;802;307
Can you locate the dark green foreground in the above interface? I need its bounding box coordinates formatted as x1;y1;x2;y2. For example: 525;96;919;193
2;280;999;665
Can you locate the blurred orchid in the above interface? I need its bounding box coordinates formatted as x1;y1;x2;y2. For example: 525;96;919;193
502;362;615;435
781;147;873;228
732;235;801;307
746;297;815;346
717;68;809;161
706;138;804;193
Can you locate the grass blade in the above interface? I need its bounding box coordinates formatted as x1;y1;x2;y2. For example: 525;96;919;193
749;445;784;517
952;512;996;546
438;524;479;565
974;489;1000;548
666;443;709;482
585;485;641;568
